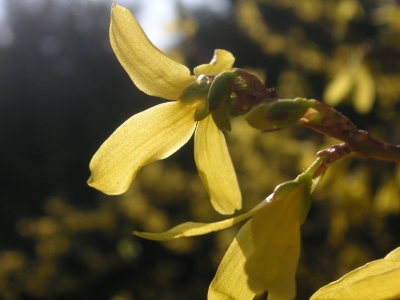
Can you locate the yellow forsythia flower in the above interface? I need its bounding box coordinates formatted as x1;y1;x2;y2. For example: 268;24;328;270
134;171;314;300
88;3;241;214
323;50;375;114
208;177;311;300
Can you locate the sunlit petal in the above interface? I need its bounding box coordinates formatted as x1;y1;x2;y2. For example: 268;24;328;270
208;220;257;300
110;4;195;100
387;247;400;260
88;102;196;194
134;208;257;241
194;49;235;77
311;247;400;300
245;196;301;299
209;182;309;300
194;115;242;214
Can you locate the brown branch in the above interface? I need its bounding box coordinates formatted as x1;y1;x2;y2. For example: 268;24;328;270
229;71;400;164
297;101;400;163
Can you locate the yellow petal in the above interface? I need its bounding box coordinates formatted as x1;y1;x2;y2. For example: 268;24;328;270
209;181;307;300
245;194;301;299
194;49;235;77
208;220;257;300
134;208;257;241
386;247;400;261
311;247;400;300
110;4;195;100
88;102;196;194
194;115;242;214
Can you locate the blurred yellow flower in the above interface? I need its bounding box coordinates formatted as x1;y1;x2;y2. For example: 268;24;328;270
323;50;375;115
88;3;241;214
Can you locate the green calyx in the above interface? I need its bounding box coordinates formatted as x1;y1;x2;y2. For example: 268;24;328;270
179;69;281;132
208;70;237;131
178;74;211;105
178;74;213;122
179;70;238;131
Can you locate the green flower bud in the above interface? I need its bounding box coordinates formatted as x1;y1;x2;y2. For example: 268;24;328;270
245;98;312;132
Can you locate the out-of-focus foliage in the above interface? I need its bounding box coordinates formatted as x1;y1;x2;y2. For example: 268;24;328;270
2;115;399;299
1;0;400;299
232;0;400;116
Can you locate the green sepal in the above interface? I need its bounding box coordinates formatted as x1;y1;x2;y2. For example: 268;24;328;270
194;99;210;121
178;75;210;105
294;172;313;223
206;71;237;131
211;102;231;131
207;70;237;111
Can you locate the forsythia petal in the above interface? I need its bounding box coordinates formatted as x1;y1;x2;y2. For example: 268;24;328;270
134;208;257;241
386;247;400;261
110;3;195;100
311;247;400;300
245;198;301;300
88;102;196;194
208;220;257;300
194;49;235;77
194;115;242;215
209;181;308;300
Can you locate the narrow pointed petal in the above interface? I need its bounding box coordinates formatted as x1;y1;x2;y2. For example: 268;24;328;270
88;102;196;194
194;49;235;77
311;247;400;300
194;116;241;214
244;180;311;299
110;4;195;100
245;196;301;299
210;183;306;300
134;208;257;241
208;220;257;300
209;176;314;299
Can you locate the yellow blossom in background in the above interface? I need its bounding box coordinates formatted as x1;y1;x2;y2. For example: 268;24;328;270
311;247;400;300
88;3;241;214
323;49;375;114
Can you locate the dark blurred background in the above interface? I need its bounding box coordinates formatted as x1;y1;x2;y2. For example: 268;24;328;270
1;0;400;299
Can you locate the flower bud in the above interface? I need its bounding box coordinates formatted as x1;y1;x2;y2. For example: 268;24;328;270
245;98;311;132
